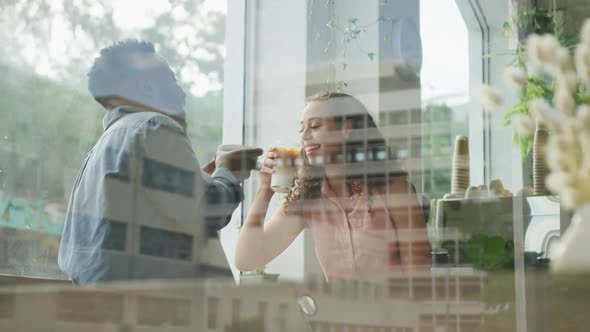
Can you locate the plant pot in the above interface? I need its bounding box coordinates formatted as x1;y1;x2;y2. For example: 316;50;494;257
551;205;590;272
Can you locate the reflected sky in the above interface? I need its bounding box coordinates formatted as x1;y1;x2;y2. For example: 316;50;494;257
420;0;469;105
1;0;226;96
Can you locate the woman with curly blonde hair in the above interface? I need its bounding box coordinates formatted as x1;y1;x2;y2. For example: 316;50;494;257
235;92;430;280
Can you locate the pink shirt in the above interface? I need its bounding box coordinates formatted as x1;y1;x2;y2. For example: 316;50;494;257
307;181;402;280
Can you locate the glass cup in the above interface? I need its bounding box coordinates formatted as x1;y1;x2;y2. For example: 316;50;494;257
271;147;301;193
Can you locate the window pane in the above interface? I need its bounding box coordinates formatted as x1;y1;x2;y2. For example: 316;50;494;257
0;0;226;279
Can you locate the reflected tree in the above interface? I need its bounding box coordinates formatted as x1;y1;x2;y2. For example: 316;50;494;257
0;0;226;202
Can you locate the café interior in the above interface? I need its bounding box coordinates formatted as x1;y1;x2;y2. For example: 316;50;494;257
2;0;590;331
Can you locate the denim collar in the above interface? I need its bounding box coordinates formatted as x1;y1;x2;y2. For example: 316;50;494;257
102;106;138;131
102;106;186;133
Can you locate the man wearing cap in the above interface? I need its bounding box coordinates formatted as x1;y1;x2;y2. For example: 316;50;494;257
58;40;262;284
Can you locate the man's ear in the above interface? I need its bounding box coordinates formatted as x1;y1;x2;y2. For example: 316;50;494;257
95;97;114;110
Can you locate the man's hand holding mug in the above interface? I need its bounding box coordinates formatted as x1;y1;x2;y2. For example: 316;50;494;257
215;144;264;181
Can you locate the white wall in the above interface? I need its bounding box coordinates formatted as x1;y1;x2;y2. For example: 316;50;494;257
220;0;246;283
483;1;524;192
242;0;308;281
455;0;523;192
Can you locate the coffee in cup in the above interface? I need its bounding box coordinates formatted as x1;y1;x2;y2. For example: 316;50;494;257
271;147;301;193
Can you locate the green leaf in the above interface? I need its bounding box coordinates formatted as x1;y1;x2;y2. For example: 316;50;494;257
464;234;513;270
349;17;358;24
503;22;512;36
486;236;506;258
335;81;348;93
367;52;375;61
501;73;554;161
326;19;336;29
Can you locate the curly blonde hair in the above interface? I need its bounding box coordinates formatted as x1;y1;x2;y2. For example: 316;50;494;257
283;92;406;213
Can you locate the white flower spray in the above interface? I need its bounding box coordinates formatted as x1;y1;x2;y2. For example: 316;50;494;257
517;20;590;209
512;114;535;136
503;66;528;91
484;18;590;208
481;85;504;112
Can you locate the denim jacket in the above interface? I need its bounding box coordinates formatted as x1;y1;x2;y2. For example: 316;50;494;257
58;106;242;283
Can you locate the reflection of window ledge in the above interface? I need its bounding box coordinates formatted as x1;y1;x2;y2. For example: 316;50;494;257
239;272;280;285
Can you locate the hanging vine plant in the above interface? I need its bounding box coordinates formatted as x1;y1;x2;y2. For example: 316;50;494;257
309;0;395;92
501;6;580;160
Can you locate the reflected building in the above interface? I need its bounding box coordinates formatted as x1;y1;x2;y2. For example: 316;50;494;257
0;270;490;332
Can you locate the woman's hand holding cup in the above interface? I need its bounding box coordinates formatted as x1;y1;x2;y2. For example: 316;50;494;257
257;146;302;194
257;147;278;193
269;146;301;193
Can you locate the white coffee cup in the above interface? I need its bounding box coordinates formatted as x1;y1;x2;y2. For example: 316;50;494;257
271;147;301;193
271;167;298;193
